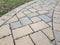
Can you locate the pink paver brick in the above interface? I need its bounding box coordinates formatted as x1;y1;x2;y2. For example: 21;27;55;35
15;36;34;45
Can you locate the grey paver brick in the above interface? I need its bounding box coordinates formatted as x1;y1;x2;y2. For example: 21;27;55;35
53;18;60;23
20;17;32;25
54;30;60;41
35;1;42;4
39;15;51;22
26;6;32;9
31;3;40;7
26;12;39;18
10;21;22;30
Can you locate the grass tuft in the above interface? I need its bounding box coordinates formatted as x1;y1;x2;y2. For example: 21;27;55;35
0;0;32;17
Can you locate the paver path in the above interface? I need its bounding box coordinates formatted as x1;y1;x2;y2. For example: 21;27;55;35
0;0;60;45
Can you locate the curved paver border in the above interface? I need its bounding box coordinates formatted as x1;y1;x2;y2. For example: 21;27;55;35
0;0;60;45
0;0;37;27
0;0;59;27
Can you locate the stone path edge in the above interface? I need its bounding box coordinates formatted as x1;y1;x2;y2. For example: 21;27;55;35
0;0;37;27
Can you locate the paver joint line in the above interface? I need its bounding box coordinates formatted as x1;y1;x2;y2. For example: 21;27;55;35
0;0;60;45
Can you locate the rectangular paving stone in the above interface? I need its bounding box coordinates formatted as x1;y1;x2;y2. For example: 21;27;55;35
26;12;39;18
39;15;51;22
33;6;43;11
16;12;25;18
0;35;14;45
31;3;40;7
26;6;32;9
22;9;31;14
6;16;18;24
42;27;54;40
21;9;27;12
20;17;32;25
43;5;54;10
15;36;34;45
31;4;40;9
55;6;60;12
29;8;37;12
31;17;41;22
54;30;60;41
13;25;33;39
38;10;48;14
53;18;60;23
30;21;49;31
54;11;60;15
10;21;22;30
30;31;51;45
53;23;60;31
54;14;60;18
0;24;11;38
